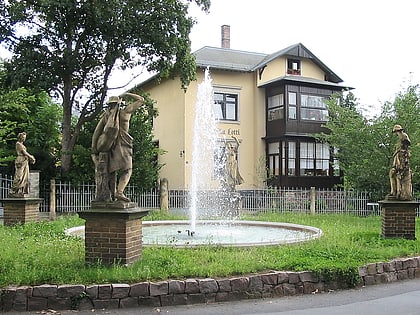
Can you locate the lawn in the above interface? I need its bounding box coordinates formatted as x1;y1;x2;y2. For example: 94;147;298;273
0;211;419;287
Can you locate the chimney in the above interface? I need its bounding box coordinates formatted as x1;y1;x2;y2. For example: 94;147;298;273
221;25;230;49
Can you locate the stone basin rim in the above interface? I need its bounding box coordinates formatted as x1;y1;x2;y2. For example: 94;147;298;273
66;220;323;247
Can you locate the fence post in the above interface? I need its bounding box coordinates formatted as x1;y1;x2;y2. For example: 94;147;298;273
160;178;169;212
49;179;56;221
310;187;316;215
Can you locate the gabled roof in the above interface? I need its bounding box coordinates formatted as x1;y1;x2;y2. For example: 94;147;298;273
253;43;343;83
193;46;267;72
136;43;345;88
193;43;343;84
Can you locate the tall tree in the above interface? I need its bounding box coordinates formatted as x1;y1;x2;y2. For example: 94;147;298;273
0;0;210;177
130;92;163;189
320;87;420;198
0;87;61;177
318;92;389;192
380;85;420;192
0;60;17;165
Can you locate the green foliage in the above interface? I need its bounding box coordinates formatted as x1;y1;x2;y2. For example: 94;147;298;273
319;86;420;197
319;93;390;193
0;213;419;287
0;61;19;165
130;92;164;189
144;209;188;221
63;118;97;183
0;0;210;176
0;84;61;178
381;85;420;193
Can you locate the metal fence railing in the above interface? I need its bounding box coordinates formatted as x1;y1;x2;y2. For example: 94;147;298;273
0;174;13;198
1;174;419;216
238;188;380;215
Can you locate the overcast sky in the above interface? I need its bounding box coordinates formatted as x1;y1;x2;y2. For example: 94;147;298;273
188;0;420;117
1;1;418;118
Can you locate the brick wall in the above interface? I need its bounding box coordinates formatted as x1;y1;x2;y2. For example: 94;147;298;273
381;201;417;239
82;212;143;266
2;198;42;225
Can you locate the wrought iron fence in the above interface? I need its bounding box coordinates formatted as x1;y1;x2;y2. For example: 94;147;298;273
39;181;389;215
0;174;13;217
0;174;13;198
39;181;160;213
1;174;419;216
239;188;379;215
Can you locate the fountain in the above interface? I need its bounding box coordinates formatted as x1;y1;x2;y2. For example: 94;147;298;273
189;68;220;232
68;68;323;247
188;68;242;230
66;220;321;247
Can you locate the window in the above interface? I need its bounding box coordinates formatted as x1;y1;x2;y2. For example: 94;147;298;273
287;141;296;176
299;142;330;176
268;142;280;176
214;93;238;121
288;92;297;120
300;142;314;176
267;94;284;121
301;95;328;121
279;141;296;176
268;142;279;177
287;59;301;75
273;140;334;178
315;143;330;176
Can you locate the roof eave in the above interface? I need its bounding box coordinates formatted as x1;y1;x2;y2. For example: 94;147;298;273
196;63;252;72
258;75;353;90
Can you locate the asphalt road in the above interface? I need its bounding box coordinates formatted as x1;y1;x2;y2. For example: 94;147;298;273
9;278;420;315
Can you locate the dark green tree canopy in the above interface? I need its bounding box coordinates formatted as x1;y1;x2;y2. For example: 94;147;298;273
0;87;61;177
0;0;210;176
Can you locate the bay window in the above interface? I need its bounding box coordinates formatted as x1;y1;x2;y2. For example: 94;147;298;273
300;142;330;176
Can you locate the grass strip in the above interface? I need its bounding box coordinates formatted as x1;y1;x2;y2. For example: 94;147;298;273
0;211;419;287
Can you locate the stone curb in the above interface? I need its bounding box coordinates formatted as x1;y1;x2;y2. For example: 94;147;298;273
1;256;419;312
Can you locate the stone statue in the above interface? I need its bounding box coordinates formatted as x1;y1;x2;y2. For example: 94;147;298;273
388;124;412;201
9;132;36;197
91;93;144;202
224;136;244;191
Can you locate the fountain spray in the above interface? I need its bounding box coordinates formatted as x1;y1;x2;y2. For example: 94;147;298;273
189;68;219;232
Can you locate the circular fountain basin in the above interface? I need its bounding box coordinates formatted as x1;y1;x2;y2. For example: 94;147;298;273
66;220;322;247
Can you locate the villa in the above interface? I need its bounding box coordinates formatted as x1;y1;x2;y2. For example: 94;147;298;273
136;25;350;190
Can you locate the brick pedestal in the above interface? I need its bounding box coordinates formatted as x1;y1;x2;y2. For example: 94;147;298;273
78;202;149;266
379;200;419;240
0;198;43;226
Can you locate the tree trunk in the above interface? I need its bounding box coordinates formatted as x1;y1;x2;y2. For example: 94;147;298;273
60;74;74;177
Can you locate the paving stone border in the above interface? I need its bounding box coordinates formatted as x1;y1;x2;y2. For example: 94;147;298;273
1;256;419;312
